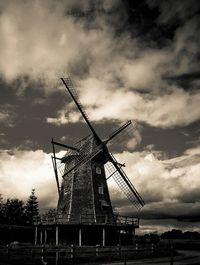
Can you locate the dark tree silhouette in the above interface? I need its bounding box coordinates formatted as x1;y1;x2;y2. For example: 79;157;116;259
0;194;5;223
161;229;183;239
149;233;160;245
42;208;57;220
4;198;25;225
25;189;39;225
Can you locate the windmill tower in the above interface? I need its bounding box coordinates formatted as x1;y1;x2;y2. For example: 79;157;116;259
36;78;145;246
52;78;144;220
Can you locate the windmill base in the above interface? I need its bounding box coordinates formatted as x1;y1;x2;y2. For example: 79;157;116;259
34;217;139;246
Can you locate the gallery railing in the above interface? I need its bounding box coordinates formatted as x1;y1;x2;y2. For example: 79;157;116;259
34;214;139;227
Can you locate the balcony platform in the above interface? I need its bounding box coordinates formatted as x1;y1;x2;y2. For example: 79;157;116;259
34;215;139;246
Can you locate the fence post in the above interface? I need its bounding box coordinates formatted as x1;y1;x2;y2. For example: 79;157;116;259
7;245;10;261
151;243;154;254
170;243;174;265
135;243;138;253
96;244;99;257
118;245;121;259
124;254;127;265
55;251;58;265
71;244;75;265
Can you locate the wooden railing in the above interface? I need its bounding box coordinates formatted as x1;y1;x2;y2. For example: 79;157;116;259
34;214;139;227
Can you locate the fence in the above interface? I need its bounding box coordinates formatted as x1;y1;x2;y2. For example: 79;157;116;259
0;244;170;264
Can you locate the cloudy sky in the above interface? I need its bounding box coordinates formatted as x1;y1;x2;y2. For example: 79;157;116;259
0;0;200;234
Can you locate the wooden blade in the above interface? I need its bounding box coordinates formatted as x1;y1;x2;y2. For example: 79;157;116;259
105;121;139;152
61;78;101;143
104;120;132;144
51;139;60;195
106;153;145;209
51;139;79;151
51;156;60;195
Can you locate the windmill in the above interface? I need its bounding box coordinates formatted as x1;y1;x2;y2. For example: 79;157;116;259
51;78;145;224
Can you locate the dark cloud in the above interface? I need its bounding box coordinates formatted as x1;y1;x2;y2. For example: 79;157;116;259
147;0;200;25
163;72;200;91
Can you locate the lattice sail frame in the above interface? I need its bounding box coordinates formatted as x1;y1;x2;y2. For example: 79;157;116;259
105;157;144;210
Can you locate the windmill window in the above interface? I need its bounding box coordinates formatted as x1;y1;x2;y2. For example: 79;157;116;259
100;200;109;207
98;186;104;195
96;166;101;174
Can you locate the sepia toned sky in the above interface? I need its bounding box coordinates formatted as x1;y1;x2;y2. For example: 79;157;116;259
0;0;200;234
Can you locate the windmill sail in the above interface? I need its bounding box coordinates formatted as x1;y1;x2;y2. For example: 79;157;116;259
106;154;145;209
106;120;140;151
61;78;101;142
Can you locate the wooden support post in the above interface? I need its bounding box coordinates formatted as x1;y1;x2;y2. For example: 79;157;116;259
44;229;47;244
40;229;43;245
102;227;105;246
34;226;38;245
79;227;82;246
56;226;59;245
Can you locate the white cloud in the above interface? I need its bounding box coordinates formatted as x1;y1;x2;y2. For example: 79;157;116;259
0;145;199;223
107;146;200;218
0;149;58;209
50;84;200;128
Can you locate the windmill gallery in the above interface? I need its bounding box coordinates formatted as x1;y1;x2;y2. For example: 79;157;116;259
34;78;145;246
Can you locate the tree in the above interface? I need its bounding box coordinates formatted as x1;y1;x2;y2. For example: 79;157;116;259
149;233;160;245
0;194;5;223
42;208;57;220
4;198;25;225
161;229;183;239
25;189;39;225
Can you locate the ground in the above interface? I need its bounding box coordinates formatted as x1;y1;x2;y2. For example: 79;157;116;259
102;250;200;265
